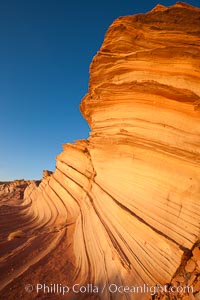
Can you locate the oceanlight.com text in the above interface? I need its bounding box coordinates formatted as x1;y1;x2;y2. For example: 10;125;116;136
25;283;194;296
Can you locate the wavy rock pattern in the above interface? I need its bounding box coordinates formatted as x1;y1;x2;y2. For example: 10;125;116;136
1;2;200;300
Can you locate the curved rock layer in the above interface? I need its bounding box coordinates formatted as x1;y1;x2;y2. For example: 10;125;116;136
1;2;200;300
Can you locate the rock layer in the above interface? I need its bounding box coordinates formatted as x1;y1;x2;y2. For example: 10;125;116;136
1;2;200;300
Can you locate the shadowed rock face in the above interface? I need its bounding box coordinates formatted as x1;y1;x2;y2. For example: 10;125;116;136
0;2;200;300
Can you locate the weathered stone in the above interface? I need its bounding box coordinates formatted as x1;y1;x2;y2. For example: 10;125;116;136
189;292;196;300
173;275;185;284
195;292;200;300
0;180;32;202
42;170;53;179
194;281;200;293
193;247;200;261
196;260;200;272
188;274;197;286
182;296;190;300
1;3;200;300
185;259;196;273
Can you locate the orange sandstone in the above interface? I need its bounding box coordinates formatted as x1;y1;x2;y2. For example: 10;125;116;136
0;3;200;300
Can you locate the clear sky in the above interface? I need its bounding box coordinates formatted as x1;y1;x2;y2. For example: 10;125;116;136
0;0;199;181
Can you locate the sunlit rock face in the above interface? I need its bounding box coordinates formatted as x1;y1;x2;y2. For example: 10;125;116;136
1;2;200;300
0;180;33;201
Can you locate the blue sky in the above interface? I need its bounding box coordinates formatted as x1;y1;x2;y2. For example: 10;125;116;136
0;0;199;180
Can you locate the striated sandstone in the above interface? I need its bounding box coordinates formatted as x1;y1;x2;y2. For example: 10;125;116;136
0;2;200;300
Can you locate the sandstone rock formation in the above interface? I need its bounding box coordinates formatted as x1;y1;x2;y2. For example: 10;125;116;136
0;179;32;202
42;170;53;179
0;2;200;300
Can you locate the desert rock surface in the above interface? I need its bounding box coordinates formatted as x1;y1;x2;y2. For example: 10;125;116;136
0;2;200;300
0;180;33;202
